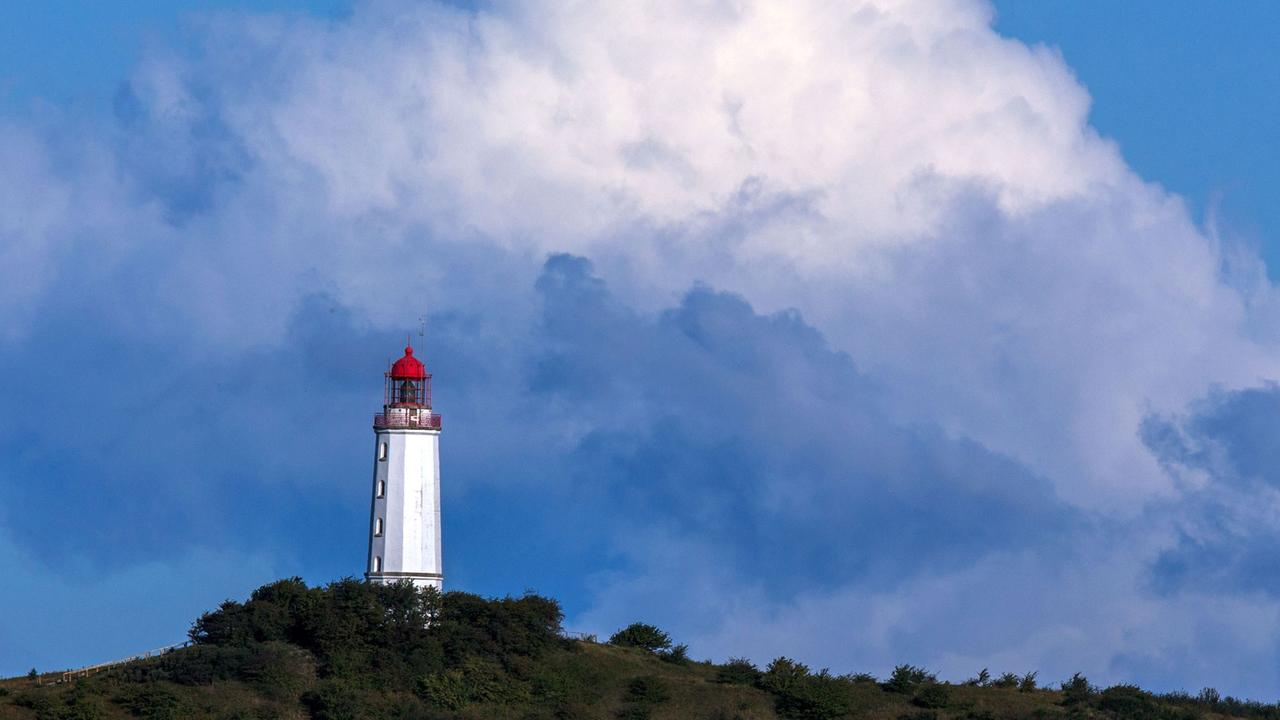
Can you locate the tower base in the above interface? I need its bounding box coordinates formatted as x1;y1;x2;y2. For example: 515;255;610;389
366;571;443;591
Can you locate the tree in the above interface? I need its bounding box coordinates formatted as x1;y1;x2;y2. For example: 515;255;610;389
608;623;672;653
758;657;811;694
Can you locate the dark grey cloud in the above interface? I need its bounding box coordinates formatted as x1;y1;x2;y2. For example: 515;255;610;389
527;254;1076;596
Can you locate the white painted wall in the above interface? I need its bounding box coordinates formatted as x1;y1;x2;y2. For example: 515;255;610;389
366;427;442;590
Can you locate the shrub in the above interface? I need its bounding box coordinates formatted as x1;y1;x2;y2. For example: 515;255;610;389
1097;684;1160;720
13;690;57;713
416;669;469;711
301;677;367;720
991;673;1019;689
528;654;605;708
914;684;951;710
848;672;878;684
774;677;852;720
757;660;853;720
758;657;811;694
1197;687;1220;706
966;668;991;687
716;658;761;685
608;624;672;653
415;657;528;710
626;676;670;705
660;643;689;665
1060;673;1093;706
1018;671;1038;692
61;695;106;720
884;665;936;694
121;684;184;720
159;645;262;685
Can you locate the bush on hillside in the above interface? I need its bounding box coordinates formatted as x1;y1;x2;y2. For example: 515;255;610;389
913;684;951;710
300;677;363;720
716;657;762;685
991;673;1020;689
608;623;672;653
1060;673;1094;707
660;643;690;665
884;665;936;694
119;683;185;720
966;668;991;687
758;657;811;694
1018;671;1038;692
1096;685;1160;720
627;676;671;705
756;658;855;720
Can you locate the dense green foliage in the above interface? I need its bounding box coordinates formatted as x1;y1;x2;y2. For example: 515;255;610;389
7;578;1280;720
608;624;672;654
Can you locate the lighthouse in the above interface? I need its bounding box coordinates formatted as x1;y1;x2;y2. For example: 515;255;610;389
366;344;443;590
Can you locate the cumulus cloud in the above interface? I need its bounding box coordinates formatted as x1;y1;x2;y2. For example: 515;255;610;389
8;0;1277;504
3;0;1280;698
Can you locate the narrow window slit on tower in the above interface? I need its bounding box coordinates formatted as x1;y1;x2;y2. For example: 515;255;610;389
376;481;385;498
373;556;382;572
378;442;388;461
375;518;384;536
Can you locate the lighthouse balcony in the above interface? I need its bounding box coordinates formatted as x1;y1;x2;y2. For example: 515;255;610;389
374;412;443;430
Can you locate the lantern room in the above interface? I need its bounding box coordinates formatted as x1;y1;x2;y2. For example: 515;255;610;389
385;345;432;408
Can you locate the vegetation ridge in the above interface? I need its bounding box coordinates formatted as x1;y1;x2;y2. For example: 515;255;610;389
0;578;1274;720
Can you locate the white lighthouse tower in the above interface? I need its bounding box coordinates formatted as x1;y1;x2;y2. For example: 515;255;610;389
366;344;443;590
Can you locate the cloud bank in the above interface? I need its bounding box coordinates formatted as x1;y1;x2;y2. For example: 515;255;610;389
3;0;1280;697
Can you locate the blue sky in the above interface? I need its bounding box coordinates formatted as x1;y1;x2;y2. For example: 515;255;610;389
994;0;1280;276
3;0;1280;699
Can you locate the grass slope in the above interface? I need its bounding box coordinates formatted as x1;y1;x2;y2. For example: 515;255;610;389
0;578;1275;720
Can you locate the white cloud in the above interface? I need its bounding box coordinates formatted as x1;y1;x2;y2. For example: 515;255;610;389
7;0;1269;505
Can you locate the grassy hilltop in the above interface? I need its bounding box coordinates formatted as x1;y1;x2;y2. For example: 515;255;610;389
0;579;1275;720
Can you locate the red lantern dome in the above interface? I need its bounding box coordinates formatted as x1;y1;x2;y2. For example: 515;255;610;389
390;345;427;380
382;344;433;411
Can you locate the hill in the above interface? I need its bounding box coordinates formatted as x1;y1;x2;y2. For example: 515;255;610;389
1;579;1275;720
